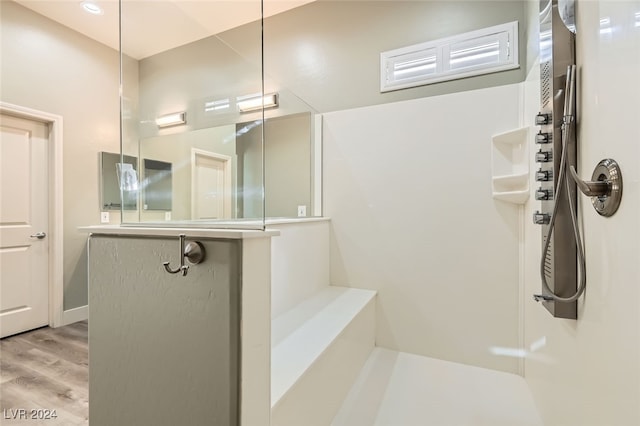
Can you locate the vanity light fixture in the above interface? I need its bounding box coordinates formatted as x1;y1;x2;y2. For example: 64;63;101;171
156;112;186;128
81;1;104;15
237;93;279;113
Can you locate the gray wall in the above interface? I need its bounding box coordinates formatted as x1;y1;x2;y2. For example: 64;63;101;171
0;2;121;310
236;113;312;218
136;1;527;150
263;114;311;218
89;235;240;425
220;0;527;112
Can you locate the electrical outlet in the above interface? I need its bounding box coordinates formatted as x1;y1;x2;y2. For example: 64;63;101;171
100;212;110;223
297;205;307;217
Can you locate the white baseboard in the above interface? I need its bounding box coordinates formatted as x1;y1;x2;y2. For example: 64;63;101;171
62;305;88;326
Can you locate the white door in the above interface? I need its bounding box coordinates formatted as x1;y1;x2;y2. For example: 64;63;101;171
0;113;49;338
192;150;231;220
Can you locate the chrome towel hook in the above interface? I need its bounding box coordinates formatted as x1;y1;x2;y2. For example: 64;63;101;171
162;234;206;276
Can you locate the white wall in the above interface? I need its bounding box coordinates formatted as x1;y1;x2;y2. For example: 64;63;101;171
270;219;330;319
324;83;524;374
523;1;640;424
0;2;121;310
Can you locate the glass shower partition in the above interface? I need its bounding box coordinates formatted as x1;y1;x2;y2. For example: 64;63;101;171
119;0;266;229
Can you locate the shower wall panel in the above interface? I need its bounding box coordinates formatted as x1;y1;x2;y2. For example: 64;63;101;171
522;1;640;424
323;83;523;374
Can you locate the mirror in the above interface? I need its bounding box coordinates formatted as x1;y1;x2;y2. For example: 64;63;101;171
99;152;138;210
118;0;320;224
142;159;172;211
238;113;312;219
137;112;313;222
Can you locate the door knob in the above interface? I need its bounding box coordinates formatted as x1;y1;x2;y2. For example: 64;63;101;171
30;232;46;239
569;159;622;217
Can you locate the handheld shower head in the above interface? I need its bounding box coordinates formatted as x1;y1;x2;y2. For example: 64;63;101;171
563;64;577;123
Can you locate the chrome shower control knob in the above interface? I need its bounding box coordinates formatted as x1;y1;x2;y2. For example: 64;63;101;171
535;131;552;144
535;112;551;125
536;169;553;181
535;188;553;200
535;150;553;162
533;211;551;225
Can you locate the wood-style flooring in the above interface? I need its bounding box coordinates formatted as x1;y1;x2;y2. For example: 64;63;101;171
0;321;88;425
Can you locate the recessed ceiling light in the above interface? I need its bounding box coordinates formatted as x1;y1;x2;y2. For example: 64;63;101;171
81;1;103;15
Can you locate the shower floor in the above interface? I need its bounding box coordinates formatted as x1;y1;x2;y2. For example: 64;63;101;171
332;347;542;426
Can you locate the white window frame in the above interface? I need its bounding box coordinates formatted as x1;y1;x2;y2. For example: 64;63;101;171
380;21;519;92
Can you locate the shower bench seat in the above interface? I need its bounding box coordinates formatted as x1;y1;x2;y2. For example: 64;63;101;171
271;286;376;426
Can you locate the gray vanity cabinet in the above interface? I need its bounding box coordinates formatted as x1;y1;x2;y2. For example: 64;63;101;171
88;235;241;426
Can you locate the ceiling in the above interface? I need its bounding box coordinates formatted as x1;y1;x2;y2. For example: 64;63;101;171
13;0;316;59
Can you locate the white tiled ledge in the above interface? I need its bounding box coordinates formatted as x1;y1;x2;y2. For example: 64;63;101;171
79;217;332;239
264;217;331;225
78;225;279;239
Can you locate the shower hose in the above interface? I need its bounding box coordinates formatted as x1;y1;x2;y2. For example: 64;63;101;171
536;65;587;303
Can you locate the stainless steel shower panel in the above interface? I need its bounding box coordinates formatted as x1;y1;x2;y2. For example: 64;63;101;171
536;0;577;319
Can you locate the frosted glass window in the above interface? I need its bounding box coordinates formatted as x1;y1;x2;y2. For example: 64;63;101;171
381;21;518;92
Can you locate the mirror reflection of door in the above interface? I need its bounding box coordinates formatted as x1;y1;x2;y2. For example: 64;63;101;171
191;149;232;220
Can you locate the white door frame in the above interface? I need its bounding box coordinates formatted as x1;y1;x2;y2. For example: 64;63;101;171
1;101;64;328
191;148;232;219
